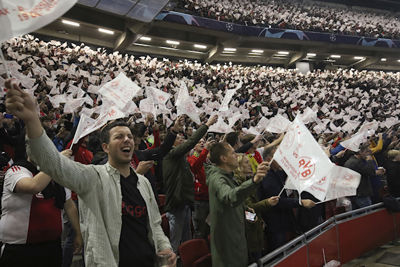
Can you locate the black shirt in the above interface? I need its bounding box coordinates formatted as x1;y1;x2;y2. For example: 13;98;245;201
119;170;155;267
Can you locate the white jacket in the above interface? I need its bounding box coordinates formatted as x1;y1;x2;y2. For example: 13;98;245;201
27;132;171;267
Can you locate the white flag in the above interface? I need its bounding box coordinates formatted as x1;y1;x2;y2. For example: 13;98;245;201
176;82;200;124
146;87;170;105
242;127;260;136
63;98;85;114
219;88;237;112
0;0;77;42
139;98;156;117
298;107;317;124
273;117;333;201
79;106;125;139
208;117;232;134
324;165;361;202
70;114;95;148
265;114;291;133
228;111;242;128
98;73;141;110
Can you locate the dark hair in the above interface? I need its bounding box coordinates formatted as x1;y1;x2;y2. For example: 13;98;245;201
225;132;239;147
131;122;147;138
100;120;130;144
241;134;255;144
209;142;230;165
263;145;277;160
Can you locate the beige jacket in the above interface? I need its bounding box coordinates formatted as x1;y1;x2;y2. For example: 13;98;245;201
27;132;171;267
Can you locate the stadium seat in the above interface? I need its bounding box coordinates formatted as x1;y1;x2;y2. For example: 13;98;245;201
193;253;212;267
178;239;210;267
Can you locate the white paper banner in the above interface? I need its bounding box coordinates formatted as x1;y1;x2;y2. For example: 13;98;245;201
273;117;333;201
0;0;77;43
98;73;141;110
219;88;237;112
265;114;291;133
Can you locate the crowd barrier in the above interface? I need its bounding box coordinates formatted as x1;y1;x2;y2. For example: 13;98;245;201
255;202;399;267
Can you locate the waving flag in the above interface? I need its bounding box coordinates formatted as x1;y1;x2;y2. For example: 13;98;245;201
0;0;77;42
274;116;361;202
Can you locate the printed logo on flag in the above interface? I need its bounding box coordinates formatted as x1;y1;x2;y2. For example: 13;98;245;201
298;156;315;180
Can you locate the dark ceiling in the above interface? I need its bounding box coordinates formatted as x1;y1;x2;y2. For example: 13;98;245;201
33;3;400;71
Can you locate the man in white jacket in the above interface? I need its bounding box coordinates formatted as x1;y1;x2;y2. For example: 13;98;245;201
4;79;176;267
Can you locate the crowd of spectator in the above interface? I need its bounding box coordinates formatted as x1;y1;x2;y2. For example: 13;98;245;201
1;36;400;266
174;0;400;39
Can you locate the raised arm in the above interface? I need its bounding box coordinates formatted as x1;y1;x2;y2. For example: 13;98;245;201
167;115;217;158
210;162;269;207
5;79;98;195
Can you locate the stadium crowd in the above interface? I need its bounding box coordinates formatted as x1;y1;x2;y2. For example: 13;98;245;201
174;0;400;39
1;36;400;267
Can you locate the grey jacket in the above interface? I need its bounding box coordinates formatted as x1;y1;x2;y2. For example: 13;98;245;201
27;131;171;267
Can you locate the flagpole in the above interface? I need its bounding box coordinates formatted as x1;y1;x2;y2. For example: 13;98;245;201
277;187;285;197
0;46;11;78
315;199;333;205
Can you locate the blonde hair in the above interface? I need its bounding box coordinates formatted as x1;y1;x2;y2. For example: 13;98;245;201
234;154;247;181
387;150;400;160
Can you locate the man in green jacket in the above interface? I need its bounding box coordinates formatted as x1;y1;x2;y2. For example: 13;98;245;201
206;142;270;267
163;115;217;252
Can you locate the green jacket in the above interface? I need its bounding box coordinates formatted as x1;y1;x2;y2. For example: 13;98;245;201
206;164;259;267
235;174;271;254
163;125;208;212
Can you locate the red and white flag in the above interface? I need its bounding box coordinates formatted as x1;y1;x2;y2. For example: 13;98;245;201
0;0;77;42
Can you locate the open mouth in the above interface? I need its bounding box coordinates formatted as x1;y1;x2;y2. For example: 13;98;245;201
121;147;132;154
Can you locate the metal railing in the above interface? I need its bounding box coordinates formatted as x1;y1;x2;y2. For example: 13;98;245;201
254;201;392;267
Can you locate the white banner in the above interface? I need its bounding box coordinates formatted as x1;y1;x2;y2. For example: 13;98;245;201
176;81;200;124
219;88;237;112
79;106;125;139
0;0;77;43
324;165;361;201
273;117;333;201
146;86;171;105
208;117;232;134
98;73;141;110
265;114;291;133
70;114;95;147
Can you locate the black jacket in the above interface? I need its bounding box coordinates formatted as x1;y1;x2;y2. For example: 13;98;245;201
384;160;400;197
344;156;375;197
257;169;300;234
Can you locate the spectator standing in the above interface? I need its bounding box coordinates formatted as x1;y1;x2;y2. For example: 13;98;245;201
187;138;215;239
206;142;270;267
162;115;217;252
4;80;176;267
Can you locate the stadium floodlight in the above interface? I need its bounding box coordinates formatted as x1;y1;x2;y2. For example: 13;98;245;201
330;55;341;58
224;48;237;52
62;19;80;27
140;36;152;41
166;40;180;45
381;58;387;62
194;44;207;49
307;53;316;57
278;51;289;55
98;28;114;35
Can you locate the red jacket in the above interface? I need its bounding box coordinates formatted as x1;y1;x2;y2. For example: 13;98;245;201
66;139;93;200
187;149;209;201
